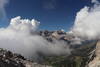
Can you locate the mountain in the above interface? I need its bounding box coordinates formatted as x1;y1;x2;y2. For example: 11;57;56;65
0;30;99;67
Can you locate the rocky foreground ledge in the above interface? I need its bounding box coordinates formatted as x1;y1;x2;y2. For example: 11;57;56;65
0;48;53;67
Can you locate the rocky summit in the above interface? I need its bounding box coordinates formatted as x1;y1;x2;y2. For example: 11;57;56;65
0;30;99;67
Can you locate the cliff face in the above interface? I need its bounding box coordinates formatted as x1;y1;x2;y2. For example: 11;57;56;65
0;30;98;67
88;41;100;67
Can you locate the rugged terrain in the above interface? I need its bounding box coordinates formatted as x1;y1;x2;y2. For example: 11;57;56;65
0;30;99;67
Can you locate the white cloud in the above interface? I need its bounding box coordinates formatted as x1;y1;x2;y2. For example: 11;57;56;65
91;0;99;4
71;0;100;40
0;0;8;8
0;0;8;19
10;16;40;33
0;16;71;60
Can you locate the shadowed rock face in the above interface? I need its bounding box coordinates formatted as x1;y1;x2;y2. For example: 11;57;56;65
0;30;98;67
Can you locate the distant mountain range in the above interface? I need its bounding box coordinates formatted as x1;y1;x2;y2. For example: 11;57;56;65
0;30;99;67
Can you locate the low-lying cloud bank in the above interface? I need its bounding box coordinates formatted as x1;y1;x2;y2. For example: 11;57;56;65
0;16;71;60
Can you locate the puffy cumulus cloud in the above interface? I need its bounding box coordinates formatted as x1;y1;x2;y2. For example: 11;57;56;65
71;0;100;40
0;16;71;60
0;0;8;19
10;16;40;33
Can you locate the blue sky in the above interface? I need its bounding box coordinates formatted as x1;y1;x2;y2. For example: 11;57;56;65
4;0;92;31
